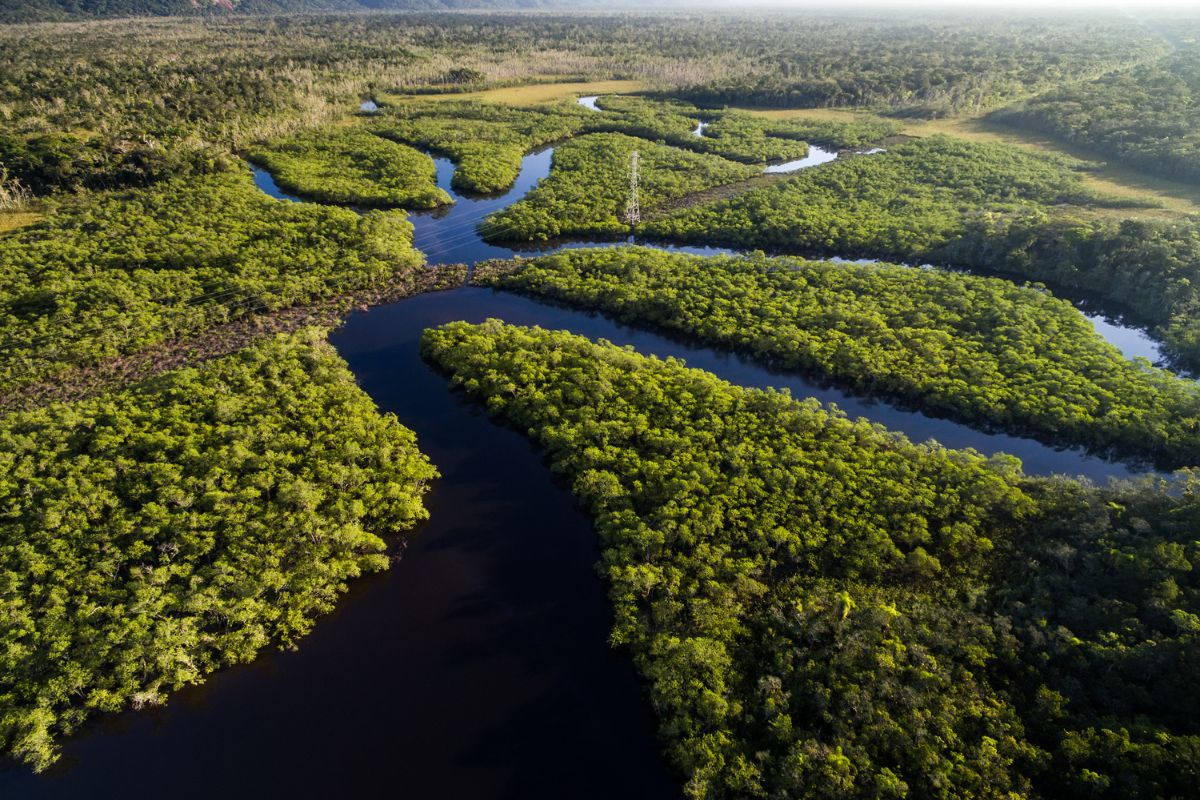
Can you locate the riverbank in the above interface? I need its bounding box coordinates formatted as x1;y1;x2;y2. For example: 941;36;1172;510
0;265;467;414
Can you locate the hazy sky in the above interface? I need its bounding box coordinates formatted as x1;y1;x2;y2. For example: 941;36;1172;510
722;0;1198;8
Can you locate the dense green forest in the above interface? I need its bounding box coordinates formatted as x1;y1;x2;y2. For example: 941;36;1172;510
480;248;1200;467
996;48;1200;183
0;329;437;770
371;100;595;193
995;476;1200;799
641;135;1200;371
0;169;423;394
369;95;896;196
422;319;1200;800
587;96;807;162
248;127;450;208
0;0;582;23
651;15;1166;116
588;96;900;157
483;133;758;240
939;213;1200;375
0;11;1168;198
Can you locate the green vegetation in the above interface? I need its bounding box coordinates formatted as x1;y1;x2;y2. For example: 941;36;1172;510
370;96;896;196
644;134;1130;256
0;169;423;394
589;96;809;163
0;328;437;771
643;135;1200;371
5;9;1200;792
422;319;1200;800
481;247;1200;468
655;16;1165;116
997;48;1200;183
0;130;234;195
940;214;1200;375
0;12;1161;195
996;476;1200;799
0;0;508;21
248;127;450;208
422;318;1035;798
593;95;902;156
483;133;758;241
751;115;903;150
371;100;592;193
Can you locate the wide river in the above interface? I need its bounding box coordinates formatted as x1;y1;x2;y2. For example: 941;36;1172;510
0;118;1176;798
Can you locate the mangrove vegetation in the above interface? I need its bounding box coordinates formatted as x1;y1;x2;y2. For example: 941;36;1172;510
248;127;450;208
480;247;1200;468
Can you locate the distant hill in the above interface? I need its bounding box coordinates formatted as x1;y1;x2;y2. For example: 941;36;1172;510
0;0;566;23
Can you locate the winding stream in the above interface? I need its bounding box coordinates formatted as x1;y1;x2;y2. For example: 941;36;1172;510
3;108;1176;798
251;139;1168;368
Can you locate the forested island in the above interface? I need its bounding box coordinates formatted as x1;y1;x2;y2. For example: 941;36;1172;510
1;6;1199;799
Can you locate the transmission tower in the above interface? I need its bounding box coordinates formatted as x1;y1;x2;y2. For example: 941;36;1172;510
623;149;640;226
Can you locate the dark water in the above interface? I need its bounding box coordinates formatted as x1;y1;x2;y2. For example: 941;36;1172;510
4;119;1170;797
250;142;1171;367
361;289;1143;481
1084;312;1166;366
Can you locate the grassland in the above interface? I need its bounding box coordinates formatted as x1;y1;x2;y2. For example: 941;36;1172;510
0;211;42;234
380;79;648;107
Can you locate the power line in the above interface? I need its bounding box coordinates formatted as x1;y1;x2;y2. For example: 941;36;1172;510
623;149;640;226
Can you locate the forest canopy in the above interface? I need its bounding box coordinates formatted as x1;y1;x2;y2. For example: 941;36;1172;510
0;169;423;394
482;133;759;241
996;48;1200;183
248;127;451;209
370;99;595;194
3;10;1200;796
0;12;1168;193
0;329;437;771
640;135;1200;372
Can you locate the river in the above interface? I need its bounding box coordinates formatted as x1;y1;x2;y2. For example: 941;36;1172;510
0;106;1173;798
250;142;1169;367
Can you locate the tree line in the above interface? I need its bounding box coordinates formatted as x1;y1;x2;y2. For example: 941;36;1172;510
0;11;1166;197
995;48;1200;184
481;133;758;241
248;127;450;209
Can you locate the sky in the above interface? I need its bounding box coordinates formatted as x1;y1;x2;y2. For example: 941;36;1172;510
712;0;1199;9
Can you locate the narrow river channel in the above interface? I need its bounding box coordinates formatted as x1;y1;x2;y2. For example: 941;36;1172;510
0;104;1174;798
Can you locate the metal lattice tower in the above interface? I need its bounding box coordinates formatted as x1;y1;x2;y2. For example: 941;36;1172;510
623;150;640;226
